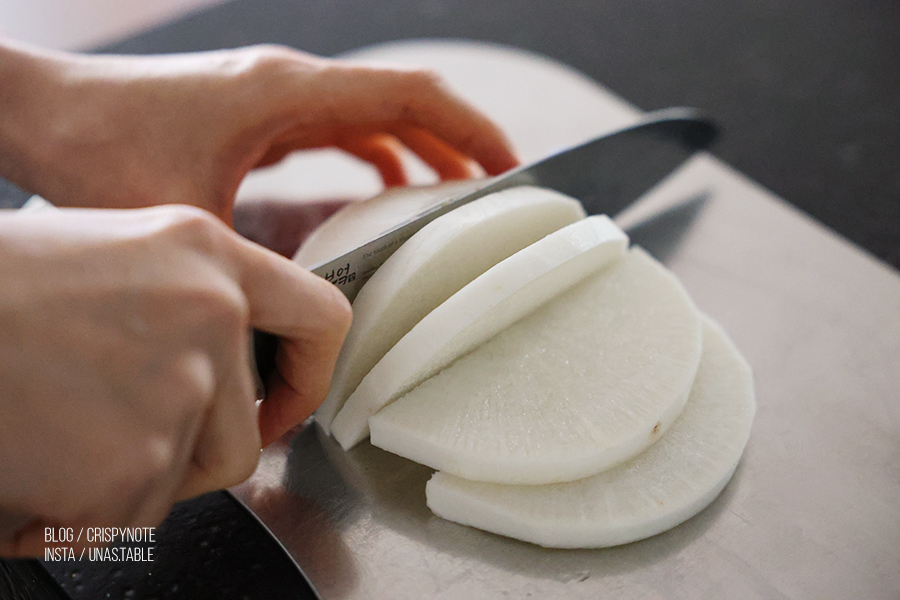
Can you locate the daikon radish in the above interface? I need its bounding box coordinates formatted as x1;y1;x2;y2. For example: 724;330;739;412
368;247;702;484
293;180;481;268
331;216;629;449
425;318;755;548
315;187;585;433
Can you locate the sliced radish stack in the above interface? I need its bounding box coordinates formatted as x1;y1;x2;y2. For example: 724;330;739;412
368;247;703;484
307;182;755;549
331;215;629;449
425;318;755;548
315;186;585;433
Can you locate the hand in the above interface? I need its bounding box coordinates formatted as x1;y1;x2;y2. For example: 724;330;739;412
0;205;351;557
0;42;519;223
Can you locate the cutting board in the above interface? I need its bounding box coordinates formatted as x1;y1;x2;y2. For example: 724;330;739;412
232;39;900;600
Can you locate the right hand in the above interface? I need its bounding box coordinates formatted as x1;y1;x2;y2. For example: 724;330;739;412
0;204;351;557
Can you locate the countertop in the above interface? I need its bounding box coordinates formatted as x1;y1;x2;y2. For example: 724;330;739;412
3;0;896;268
1;1;897;598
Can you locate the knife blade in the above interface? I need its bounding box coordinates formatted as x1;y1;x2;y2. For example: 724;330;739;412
253;106;718;388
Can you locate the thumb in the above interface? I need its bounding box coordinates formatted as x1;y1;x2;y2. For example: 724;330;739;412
235;239;352;446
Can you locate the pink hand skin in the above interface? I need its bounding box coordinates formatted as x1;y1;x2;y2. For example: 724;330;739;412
0;40;519;225
0;39;518;558
0;205;350;557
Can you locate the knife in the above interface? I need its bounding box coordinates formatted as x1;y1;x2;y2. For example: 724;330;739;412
253;106;718;386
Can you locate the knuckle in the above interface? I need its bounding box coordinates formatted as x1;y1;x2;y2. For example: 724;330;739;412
172;350;218;409
103;434;176;508
246;43;298;64
239;44;321;84
141;435;178;482
167;204;226;244
390;68;448;122
242;45;291;77
404;66;444;90
145;204;232;258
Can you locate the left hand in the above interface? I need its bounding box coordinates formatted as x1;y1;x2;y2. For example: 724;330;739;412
2;42;519;224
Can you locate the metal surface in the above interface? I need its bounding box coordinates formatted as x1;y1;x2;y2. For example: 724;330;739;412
234;154;900;599
234;42;900;599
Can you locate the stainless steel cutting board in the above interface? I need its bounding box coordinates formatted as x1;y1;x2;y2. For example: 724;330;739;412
232;40;900;600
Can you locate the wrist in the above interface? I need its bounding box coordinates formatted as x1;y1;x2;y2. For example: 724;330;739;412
0;40;73;196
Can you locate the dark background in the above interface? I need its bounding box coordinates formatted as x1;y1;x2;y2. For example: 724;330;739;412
3;0;898;598
3;0;898;269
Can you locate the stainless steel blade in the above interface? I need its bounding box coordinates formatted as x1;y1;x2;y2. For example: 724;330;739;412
253;107;717;386
308;107;716;302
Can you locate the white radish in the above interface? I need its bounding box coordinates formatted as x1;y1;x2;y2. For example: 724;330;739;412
424;317;755;548
293;180;482;268
369;247;702;484
331;215;629;449
315;187;586;433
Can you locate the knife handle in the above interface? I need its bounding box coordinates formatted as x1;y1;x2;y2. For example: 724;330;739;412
251;330;279;398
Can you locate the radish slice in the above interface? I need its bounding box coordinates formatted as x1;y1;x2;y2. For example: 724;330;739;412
425;318;755;548
315;186;586;433
293;180;481;268
369;247;702;484
331;215;629;449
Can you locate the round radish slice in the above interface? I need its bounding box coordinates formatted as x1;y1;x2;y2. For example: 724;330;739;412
293;180;481;268
315;186;586;433
424;317;755;548
331;215;629;449
368;247;702;484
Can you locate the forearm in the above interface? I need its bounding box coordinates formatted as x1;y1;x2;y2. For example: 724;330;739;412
0;40;70;196
0;40;55;189
0;41;518;218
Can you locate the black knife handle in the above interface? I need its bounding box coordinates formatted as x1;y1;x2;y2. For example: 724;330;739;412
252;330;279;398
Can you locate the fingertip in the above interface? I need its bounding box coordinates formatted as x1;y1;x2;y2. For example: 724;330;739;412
379;66;520;177
340;134;409;188
3;519;44;558
257;371;306;447
440;121;520;177
475;134;521;176
499;145;522;172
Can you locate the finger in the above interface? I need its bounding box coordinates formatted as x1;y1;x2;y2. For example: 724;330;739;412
339;133;408;187
257;369;311;447
344;65;520;175
255;275;351;446
392;125;478;180
2;518;47;557
253;133;409;188
111;350;215;523
254;142;297;169
174;343;262;501
229;238;351;445
33;350;216;545
280;61;520;175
